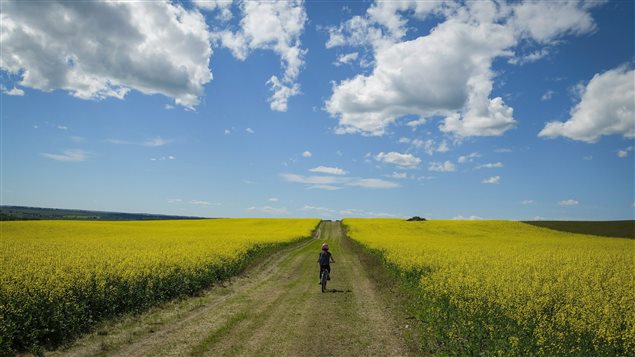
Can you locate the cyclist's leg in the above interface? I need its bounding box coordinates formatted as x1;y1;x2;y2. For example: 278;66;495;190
326;265;331;280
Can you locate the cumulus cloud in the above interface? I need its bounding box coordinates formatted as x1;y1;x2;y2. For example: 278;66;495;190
246;127;255;134
268;197;279;202
302;150;312;158
539;66;635;143
1;1;212;108
192;0;233;21
559;199;579;206
309;166;347;175
477;162;503;169
375;152;421;168
617;146;634;158
428;161;456;172
325;0;602;137
215;0;307;111
482;175;501;184
41;149;89;162
334;52;359;66
541;90;555;101
457;152;481;164
1;86;24;96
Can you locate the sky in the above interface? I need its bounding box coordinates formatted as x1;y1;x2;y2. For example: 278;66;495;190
1;0;634;220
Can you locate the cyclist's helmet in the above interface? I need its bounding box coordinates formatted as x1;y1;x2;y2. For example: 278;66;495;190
321;243;329;251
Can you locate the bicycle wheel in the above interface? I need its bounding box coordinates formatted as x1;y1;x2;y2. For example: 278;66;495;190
321;270;327;293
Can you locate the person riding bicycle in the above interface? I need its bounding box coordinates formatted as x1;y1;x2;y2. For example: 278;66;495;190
318;243;335;283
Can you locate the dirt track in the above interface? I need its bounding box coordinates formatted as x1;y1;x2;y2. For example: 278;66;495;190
48;221;418;356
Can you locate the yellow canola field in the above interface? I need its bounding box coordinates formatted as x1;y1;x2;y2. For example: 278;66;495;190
0;218;319;353
343;219;635;356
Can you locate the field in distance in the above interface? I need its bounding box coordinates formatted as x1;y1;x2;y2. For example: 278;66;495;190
0;205;206;221
344;219;635;356
0;218;320;355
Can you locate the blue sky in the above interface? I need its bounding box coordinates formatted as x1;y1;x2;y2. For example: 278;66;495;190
1;0;633;220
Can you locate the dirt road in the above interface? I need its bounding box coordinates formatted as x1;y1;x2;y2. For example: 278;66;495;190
49;221;418;356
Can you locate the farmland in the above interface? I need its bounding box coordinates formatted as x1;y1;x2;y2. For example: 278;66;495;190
344;219;635;355
0;218;319;354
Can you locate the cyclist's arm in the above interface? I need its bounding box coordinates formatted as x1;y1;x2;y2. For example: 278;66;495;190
330;256;335;263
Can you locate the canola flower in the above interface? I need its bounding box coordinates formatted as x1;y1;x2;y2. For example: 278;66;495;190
0;218;319;354
344;219;635;356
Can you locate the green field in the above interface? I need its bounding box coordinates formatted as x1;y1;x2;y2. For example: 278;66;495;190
523;220;635;238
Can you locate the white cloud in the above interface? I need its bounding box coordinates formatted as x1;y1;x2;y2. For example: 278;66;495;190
268;197;279;202
189;200;221;206
495;148;513;153
406;118;427;129
437;140;450;153
302;150;312;158
509;48;550;65
246;127;255;134
308;185;342;191
1;86;24;96
192;0;233;21
57;125;68;130
224;129;231;135
282;173;342;186
583;155;593;160
247;206;290;215
309;166;347;175
150;156;176;161
559;199;579;206
453;215;483;220
41;149;89;162
302;205;336;216
334;52;359;66
144;137;173;147
1;1;212;108
215;0;307;111
510;1;598;44
476;162;503;169
539;66;635;143
167;198;182;203
375;151;421;168
282;173;398;189
482;175;501;184
164;104;175;110
325;0;601;137
428;161;456;172
387;172;408;179
520;200;534;205
541;90;555;101
458;152;481;164
617;146;634;158
339;208;398;217
348;178;400;189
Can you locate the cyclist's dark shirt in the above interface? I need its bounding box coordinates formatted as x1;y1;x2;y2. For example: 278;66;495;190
318;251;332;265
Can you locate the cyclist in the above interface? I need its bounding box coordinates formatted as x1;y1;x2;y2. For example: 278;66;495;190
318;243;335;283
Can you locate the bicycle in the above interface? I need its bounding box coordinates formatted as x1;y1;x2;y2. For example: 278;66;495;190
320;267;329;293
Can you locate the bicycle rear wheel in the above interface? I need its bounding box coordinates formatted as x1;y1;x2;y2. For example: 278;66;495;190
321;270;327;293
